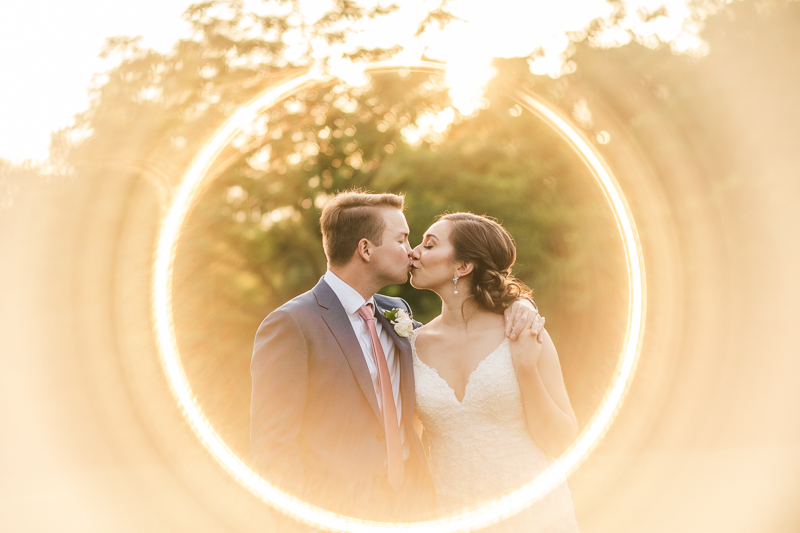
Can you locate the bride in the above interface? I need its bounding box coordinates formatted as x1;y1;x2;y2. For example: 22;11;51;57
409;212;581;532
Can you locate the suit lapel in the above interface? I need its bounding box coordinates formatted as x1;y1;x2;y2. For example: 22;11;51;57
314;280;382;423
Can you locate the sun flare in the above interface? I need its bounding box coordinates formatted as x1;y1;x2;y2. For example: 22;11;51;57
152;60;646;532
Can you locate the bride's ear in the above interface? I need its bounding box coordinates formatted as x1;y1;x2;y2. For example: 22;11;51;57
456;261;474;277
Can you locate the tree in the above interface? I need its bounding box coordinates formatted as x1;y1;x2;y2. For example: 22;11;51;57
65;0;629;461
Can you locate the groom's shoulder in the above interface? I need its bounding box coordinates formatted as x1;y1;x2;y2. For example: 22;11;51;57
254;290;319;343
374;293;413;314
267;286;319;320
255;278;322;328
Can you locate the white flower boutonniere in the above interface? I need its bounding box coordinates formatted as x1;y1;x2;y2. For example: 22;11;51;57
384;308;414;338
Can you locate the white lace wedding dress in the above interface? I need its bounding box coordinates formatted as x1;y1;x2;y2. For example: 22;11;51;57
412;330;580;532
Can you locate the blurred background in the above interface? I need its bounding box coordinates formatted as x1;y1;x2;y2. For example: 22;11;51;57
1;0;799;531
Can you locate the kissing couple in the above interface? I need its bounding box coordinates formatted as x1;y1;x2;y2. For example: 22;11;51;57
251;191;580;532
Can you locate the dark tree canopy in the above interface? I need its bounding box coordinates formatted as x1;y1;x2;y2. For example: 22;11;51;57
59;0;647;461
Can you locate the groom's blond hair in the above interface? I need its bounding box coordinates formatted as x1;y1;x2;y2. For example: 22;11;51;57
320;190;405;266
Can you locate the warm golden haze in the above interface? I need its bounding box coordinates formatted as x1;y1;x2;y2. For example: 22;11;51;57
2;0;717;164
1;1;799;532
153;62;645;531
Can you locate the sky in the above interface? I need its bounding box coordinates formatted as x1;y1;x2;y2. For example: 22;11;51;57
0;0;709;164
0;1;195;163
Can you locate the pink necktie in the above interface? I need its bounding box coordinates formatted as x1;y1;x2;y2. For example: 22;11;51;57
356;303;404;491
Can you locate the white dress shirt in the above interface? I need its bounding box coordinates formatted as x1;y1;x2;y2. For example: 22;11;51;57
323;270;409;460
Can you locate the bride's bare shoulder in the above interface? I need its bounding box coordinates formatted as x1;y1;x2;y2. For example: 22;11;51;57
414;316;445;345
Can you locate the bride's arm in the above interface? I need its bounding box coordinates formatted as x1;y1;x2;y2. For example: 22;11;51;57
412;413;424;439
510;329;578;458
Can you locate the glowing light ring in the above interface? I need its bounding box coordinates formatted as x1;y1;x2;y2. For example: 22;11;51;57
152;61;646;532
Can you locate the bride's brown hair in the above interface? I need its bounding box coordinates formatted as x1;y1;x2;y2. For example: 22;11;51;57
440;212;532;314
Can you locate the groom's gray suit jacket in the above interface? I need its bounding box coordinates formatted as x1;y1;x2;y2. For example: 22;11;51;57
250;277;435;524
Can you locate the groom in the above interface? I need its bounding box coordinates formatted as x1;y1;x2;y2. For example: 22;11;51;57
250;191;538;530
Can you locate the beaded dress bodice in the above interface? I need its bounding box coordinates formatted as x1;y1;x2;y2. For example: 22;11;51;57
411;331;580;532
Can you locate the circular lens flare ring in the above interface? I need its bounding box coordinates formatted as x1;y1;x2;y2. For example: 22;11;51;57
152;61;646;532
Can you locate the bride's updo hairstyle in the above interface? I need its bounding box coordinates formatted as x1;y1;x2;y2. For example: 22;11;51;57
440;212;532;314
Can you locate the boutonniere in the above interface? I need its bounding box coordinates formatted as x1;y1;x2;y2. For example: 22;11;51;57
383;308;414;338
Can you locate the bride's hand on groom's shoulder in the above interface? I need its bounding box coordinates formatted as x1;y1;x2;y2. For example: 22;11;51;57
504;299;546;342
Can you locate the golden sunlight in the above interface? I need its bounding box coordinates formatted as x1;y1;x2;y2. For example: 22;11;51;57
3;2;800;533
152;62;645;532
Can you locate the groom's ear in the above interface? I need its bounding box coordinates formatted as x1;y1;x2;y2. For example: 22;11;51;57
356;238;372;262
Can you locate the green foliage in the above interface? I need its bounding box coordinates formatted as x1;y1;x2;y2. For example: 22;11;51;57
63;0;611;326
183;65;601;325
59;0;631;456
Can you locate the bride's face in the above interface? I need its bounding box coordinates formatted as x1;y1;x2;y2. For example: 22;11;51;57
410;220;462;291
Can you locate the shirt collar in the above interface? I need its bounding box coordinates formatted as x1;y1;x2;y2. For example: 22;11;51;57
323;270;375;316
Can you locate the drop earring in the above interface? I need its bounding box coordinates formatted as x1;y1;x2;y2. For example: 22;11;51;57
453;273;459;294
